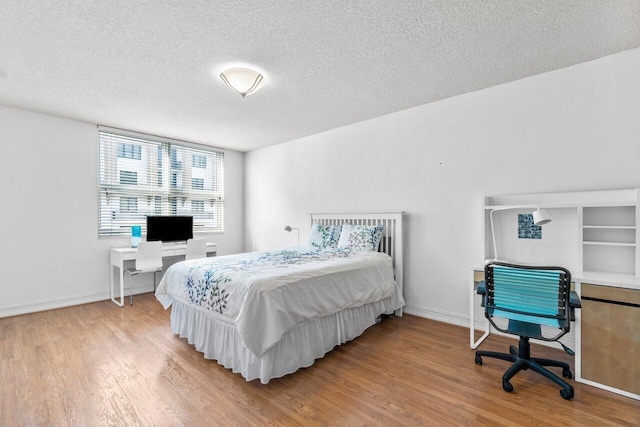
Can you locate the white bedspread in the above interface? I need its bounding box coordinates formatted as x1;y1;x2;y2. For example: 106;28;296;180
155;247;398;357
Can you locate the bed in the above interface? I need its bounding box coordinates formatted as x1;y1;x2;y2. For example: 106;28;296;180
155;212;404;383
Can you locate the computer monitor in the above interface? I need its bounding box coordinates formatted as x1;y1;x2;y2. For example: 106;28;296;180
146;216;193;242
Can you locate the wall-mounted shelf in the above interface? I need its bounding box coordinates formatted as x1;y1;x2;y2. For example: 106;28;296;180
583;241;636;247
583;225;636;230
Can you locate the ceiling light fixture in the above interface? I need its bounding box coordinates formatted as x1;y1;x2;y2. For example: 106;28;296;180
219;68;264;98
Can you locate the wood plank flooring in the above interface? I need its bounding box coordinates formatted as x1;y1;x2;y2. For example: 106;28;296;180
1;293;638;426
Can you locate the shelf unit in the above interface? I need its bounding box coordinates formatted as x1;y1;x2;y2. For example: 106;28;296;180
483;188;640;277
581;204;638;276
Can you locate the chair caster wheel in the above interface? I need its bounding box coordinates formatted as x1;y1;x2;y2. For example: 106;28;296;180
560;388;574;400
475;355;482;365
562;368;573;379
509;345;518;355
502;380;513;393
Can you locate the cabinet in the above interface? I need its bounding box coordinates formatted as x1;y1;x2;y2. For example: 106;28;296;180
580;284;640;396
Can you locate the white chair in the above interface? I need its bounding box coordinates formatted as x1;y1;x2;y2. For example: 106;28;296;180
185;238;207;260
124;240;164;306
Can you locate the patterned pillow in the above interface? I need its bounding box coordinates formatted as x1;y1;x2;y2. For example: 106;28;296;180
308;223;342;249
337;224;384;252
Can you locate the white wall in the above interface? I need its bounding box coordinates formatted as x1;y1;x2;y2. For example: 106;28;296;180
244;48;640;326
0;106;244;317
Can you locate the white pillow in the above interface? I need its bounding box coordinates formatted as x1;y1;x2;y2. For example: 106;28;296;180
337;224;384;252
308;223;342;249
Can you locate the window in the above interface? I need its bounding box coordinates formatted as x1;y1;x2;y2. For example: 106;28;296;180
157;146;163;187
119;197;138;212
98;127;224;236
192;200;204;213
193;155;206;168
192;178;204;190
170;148;182;169
119;170;138;185
170;172;181;189
154;196;162;215
117;143;141;160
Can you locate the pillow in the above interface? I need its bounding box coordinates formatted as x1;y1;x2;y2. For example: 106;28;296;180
337;224;384;252
308;223;342;249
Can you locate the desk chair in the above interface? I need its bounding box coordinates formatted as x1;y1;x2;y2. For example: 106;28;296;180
124;241;163;306
475;262;579;400
185;238;207;260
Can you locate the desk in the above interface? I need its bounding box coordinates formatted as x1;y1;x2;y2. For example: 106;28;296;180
470;266;489;349
110;242;217;307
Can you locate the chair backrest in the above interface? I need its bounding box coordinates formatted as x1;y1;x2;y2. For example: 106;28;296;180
484;261;571;342
185;238;207;260
135;241;164;272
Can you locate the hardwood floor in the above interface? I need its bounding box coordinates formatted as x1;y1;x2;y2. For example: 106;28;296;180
1;294;638;426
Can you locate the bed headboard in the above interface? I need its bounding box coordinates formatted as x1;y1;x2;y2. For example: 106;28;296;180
309;212;404;315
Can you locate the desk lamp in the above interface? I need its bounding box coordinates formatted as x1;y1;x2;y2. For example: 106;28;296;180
284;225;300;245
490;205;551;261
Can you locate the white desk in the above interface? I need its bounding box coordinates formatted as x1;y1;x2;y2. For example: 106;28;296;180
110;242;218;307
470;265;490;349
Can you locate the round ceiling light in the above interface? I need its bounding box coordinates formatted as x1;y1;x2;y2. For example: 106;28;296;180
219;68;264;98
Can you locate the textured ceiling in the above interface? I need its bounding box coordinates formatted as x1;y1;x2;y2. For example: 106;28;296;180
0;1;638;152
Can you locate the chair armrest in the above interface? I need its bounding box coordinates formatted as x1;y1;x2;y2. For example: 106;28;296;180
570;291;581;309
476;281;486;307
476;281;486;295
569;290;581;321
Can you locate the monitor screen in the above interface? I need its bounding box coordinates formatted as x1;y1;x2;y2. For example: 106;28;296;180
146;216;193;242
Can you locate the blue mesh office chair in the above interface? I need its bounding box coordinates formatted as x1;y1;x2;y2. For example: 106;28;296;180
475;262;579;400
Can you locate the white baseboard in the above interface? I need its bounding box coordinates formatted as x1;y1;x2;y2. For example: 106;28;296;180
403;303;576;353
404;303;470;328
0;285;155;318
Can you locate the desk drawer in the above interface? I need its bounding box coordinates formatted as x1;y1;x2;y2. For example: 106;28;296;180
582;283;640;305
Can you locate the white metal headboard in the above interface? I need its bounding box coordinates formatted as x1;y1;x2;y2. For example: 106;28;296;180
309;212;404;315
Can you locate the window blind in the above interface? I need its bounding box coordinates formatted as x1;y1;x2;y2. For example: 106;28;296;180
98;127;224;236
